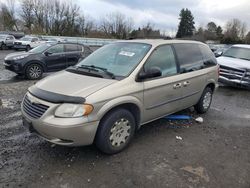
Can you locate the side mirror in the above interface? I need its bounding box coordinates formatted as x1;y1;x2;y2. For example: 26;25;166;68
137;66;162;81
44;51;52;56
215;51;223;57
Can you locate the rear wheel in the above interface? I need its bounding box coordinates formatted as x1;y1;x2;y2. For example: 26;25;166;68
95;109;136;154
25;64;43;80
194;87;213;114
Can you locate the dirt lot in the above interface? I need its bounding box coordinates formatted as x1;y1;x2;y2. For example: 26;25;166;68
0;50;250;188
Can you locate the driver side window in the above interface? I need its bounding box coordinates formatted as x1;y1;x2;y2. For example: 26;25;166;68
144;45;177;77
47;44;64;54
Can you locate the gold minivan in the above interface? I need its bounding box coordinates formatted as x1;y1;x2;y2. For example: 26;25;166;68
21;40;219;154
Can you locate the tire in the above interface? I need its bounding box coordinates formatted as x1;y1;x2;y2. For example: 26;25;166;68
26;45;31;51
194;87;213;114
25;64;43;80
95;108;136;154
1;43;6;50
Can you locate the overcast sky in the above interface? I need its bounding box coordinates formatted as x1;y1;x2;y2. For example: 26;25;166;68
78;0;250;36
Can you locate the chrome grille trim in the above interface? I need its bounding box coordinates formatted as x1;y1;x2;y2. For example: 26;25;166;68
22;94;49;119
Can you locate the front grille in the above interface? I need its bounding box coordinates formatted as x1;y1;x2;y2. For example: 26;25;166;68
22;95;49;119
15;42;21;45
220;65;250;82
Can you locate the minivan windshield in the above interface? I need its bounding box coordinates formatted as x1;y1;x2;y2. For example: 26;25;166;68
29;44;52;53
223;47;250;61
76;42;151;77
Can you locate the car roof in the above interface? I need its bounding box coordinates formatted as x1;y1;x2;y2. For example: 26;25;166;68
57;41;85;46
116;39;205;47
23;36;38;38
232;44;250;49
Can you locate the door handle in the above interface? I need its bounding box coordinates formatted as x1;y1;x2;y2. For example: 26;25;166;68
183;81;190;87
173;83;182;89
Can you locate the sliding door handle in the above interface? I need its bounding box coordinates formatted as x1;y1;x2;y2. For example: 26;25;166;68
183;81;190;87
173;83;182;89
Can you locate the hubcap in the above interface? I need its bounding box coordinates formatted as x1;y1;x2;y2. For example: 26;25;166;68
203;92;212;109
29;65;41;78
109;118;131;147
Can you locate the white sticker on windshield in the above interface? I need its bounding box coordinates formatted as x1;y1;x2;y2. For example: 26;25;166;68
119;51;135;57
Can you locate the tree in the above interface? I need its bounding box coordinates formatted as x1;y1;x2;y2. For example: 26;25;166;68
245;32;250;44
222;19;246;43
100;12;133;39
216;26;223;40
20;0;34;33
176;8;195;38
193;27;205;41
0;0;18;30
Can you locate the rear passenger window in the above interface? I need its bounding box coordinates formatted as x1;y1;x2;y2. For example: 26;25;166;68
173;43;203;73
65;44;79;52
144;45;177;77
47;44;64;53
199;44;217;67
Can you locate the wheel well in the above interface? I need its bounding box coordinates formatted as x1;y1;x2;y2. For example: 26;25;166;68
100;103;141;130
206;83;215;92
25;61;45;72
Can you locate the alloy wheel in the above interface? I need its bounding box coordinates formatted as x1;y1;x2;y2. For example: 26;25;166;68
28;65;42;79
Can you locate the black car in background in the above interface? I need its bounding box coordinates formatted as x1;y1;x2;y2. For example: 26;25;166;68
4;42;93;79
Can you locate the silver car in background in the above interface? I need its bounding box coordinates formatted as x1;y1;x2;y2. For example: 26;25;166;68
217;45;250;89
0;34;15;49
21;40;218;154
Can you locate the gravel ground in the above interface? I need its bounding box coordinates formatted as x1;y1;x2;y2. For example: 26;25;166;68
0;50;250;188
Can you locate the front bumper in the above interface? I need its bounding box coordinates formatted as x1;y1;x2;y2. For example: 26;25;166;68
13;44;28;49
219;76;250;89
4;60;24;74
219;65;250;90
21;93;99;146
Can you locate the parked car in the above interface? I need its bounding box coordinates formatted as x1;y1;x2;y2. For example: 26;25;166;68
217;44;250;89
0;34;15;49
13;36;45;51
4;42;92;79
45;38;64;43
21;40;218;154
208;44;231;57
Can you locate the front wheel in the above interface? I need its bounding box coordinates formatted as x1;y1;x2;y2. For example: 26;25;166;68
194;87;213;114
1;43;6;50
26;45;31;51
95;109;136;154
25;64;43;80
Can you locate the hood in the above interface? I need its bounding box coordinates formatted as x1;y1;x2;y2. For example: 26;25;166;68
34;71;117;98
217;56;250;70
5;51;32;60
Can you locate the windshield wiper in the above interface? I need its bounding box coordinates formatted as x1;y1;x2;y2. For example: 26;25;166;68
238;57;250;61
77;65;115;79
223;55;236;58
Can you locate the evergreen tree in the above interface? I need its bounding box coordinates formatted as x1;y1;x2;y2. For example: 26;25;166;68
176;8;195;38
216;26;223;40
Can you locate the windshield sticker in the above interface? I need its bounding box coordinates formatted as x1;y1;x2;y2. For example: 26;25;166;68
119;51;135;57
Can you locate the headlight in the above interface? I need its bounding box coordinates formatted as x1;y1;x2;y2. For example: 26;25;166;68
55;103;93;118
13;55;29;60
